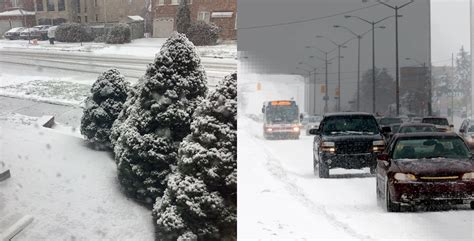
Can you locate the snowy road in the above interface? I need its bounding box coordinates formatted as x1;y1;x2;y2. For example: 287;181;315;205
0;48;236;85
238;116;474;240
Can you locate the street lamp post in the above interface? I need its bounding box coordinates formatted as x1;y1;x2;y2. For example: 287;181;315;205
345;14;397;114
377;0;415;116
305;46;337;113
315;35;353;112
333;25;385;112
296;66;316;114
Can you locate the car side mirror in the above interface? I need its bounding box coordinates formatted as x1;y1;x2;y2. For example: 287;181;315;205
449;124;454;128
261;107;265;113
460;129;465;133
381;126;392;134
309;128;320;135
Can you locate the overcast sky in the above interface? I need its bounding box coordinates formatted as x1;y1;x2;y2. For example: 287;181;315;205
431;0;470;64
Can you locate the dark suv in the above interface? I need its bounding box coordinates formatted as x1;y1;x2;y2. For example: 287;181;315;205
310;112;389;178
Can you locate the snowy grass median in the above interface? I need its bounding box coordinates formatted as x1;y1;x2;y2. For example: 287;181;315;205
0;80;90;106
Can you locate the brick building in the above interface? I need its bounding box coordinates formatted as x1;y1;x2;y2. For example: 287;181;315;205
153;0;236;39
0;0;35;12
34;0;146;25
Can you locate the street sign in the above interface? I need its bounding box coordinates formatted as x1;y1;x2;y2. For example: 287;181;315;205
323;96;329;101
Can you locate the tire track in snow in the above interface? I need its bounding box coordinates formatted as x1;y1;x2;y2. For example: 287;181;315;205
242;117;376;241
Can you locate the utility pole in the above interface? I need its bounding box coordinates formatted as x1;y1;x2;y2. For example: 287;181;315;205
377;0;415;116
346;15;394;114
451;53;455;122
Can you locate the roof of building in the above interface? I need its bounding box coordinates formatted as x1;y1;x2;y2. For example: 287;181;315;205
0;9;35;17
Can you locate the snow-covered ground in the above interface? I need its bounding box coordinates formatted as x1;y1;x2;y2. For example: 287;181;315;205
238;116;474;240
0;38;236;59
0;113;154;240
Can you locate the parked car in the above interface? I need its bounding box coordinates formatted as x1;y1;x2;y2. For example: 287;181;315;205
421;117;453;132
34;25;52;40
19;27;41;40
309;112;390;178
3;27;25;40
459;119;474;150
376;132;474;212
302;115;322;135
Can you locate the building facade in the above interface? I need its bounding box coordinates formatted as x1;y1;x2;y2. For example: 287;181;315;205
34;0;146;25
153;0;236;39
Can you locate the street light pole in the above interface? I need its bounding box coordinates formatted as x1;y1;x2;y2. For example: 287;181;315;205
377;0;415;116
333;25;384;112
346;14;395;114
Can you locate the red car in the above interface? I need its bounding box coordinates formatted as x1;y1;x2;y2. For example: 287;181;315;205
376;132;474;212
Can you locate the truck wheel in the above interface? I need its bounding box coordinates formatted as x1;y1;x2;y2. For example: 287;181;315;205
470;201;474;210
370;165;376;175
385;180;400;212
318;159;329;178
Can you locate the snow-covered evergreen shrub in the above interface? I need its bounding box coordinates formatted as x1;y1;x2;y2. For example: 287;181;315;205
80;69;129;150
112;33;208;204
153;73;237;240
106;24;131;44
56;23;93;42
186;21;221;46
176;0;191;34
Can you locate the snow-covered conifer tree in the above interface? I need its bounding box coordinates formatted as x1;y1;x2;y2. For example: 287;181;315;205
153;73;237;240
112;33;208;204
80;69;129;149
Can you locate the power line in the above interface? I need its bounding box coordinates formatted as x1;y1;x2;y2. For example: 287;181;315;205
239;3;380;30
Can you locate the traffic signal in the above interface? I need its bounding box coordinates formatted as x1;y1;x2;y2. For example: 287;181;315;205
335;87;340;97
256;82;261;91
320;84;326;93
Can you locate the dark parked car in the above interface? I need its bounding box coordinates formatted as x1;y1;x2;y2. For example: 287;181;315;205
459;119;474;150
309;112;390;178
376;132;474;212
3;27;25;40
378;117;403;127
421;117;453;132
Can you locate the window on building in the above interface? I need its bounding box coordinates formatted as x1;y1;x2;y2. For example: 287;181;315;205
47;0;55;11
84;1;87;13
58;0;65;11
171;0;178;5
36;0;43;11
235;13;237;30
158;0;164;5
77;16;81;23
198;11;211;23
96;14;99;22
84;16;88;23
77;0;80;13
95;0;98;7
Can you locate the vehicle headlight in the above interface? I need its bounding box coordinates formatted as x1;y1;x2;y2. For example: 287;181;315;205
321;141;335;147
372;140;385;152
461;172;474;181
266;128;273;132
393;173;417;181
293;126;300;132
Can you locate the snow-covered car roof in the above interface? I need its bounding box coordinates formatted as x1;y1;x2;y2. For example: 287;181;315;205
6;27;24;33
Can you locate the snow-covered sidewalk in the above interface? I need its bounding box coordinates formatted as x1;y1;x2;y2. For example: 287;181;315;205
0;113;154;240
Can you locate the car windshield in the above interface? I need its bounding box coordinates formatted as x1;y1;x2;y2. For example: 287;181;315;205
322;115;379;135
265;106;299;124
422;118;449;126
392;137;470;159
379;117;403;125
398;126;437;133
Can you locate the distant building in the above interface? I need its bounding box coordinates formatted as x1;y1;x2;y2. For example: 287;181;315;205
400;66;430;116
34;0;146;25
153;0;236;39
